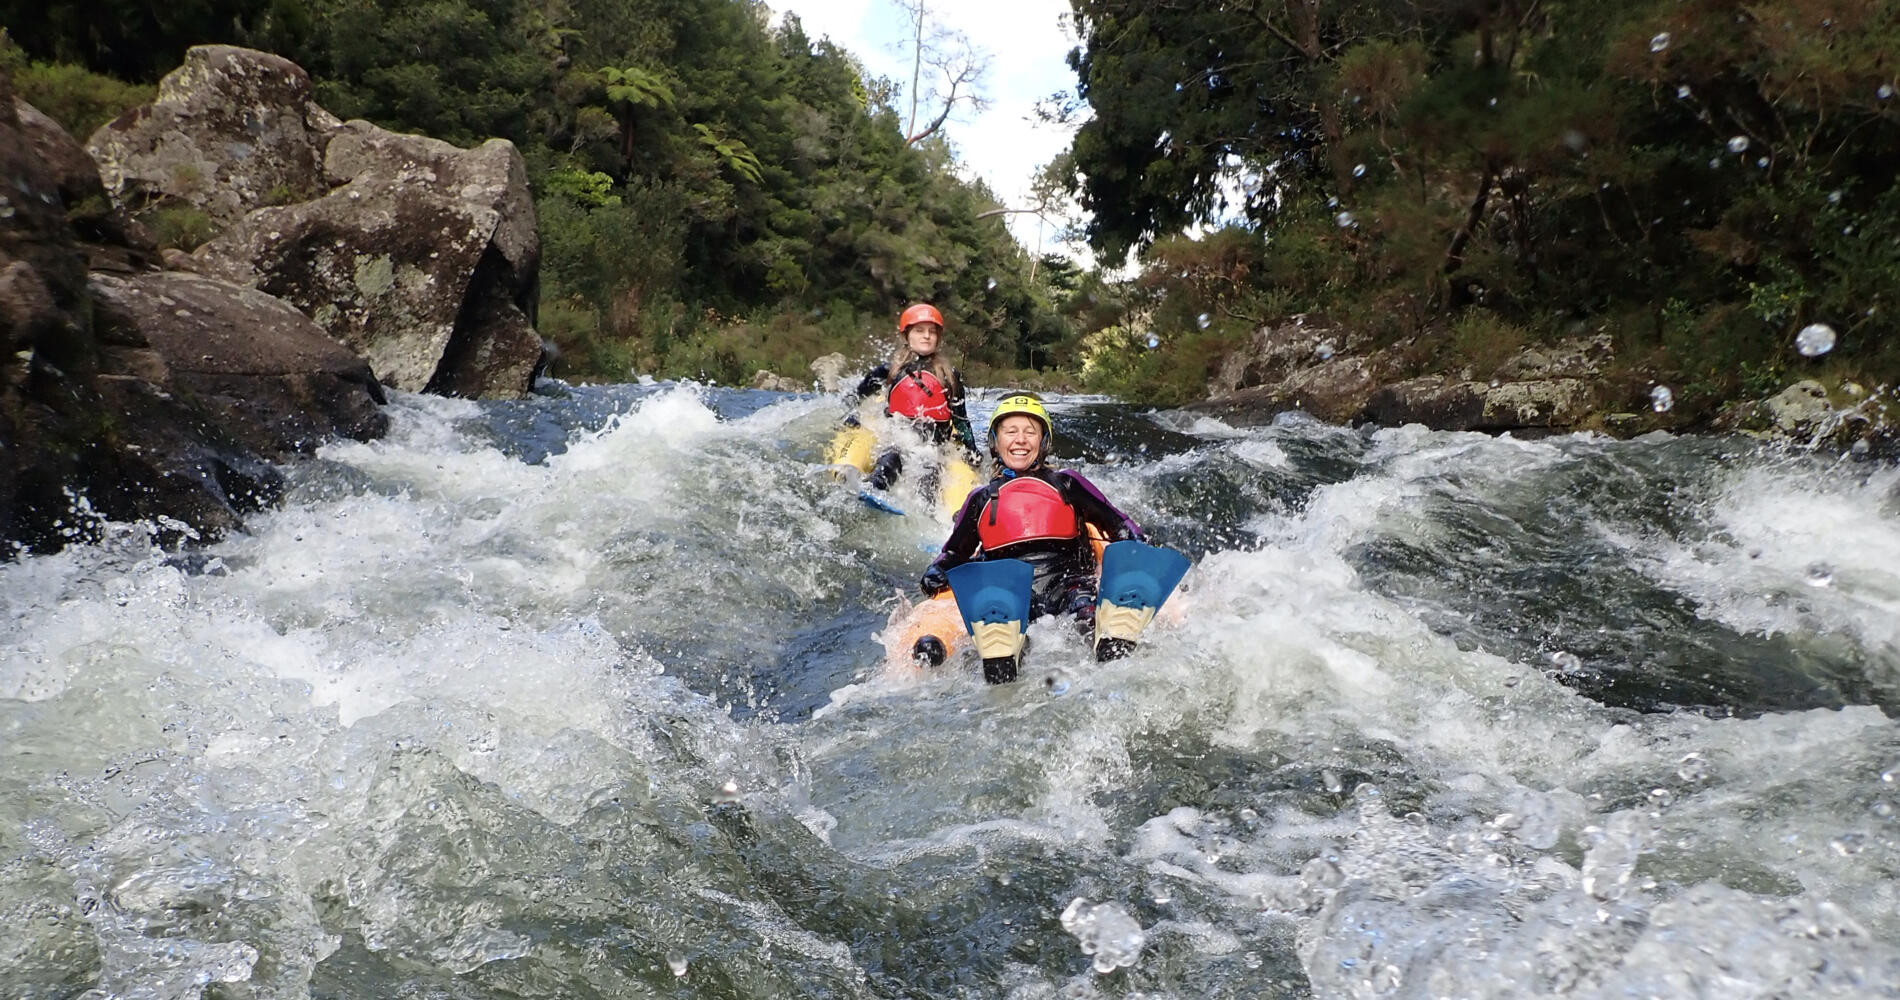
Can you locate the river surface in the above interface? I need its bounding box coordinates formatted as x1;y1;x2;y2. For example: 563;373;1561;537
3;383;1899;999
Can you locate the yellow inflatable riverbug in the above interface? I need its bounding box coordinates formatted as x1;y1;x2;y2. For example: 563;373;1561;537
827;422;981;519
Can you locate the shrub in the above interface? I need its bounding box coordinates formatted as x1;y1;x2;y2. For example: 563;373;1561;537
10;58;152;139
137;206;217;250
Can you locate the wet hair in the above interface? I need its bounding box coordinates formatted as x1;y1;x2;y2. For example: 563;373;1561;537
887;333;958;396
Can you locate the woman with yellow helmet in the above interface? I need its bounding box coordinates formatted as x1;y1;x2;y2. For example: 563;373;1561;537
844;303;978;491
918;392;1147;681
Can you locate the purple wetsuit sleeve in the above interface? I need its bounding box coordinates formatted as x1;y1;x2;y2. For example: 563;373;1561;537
1057;470;1144;542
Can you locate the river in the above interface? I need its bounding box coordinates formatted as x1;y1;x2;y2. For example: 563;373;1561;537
3;383;1898;999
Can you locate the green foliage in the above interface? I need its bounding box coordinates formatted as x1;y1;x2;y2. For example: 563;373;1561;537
601;66;675;110
1064;0;1900;402
541;167;621;208
138;206;217;250
10;0;1068;388
1;40;153;138
692;123;763;184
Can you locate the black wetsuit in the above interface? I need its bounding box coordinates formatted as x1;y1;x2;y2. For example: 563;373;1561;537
926;467;1144;630
849;359;976;489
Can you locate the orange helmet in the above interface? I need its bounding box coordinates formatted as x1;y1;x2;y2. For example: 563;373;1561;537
898;303;944;332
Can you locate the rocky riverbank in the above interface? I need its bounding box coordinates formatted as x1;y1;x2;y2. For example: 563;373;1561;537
1192;315;1897;455
1;46;547;554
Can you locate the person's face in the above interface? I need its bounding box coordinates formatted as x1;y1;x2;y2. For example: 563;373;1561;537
994;415;1045;472
905;322;942;355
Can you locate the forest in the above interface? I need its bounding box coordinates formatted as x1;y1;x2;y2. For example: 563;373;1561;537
5;0;1898;419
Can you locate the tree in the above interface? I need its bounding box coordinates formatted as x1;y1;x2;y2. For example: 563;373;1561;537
893;0;989;146
601;65;675;166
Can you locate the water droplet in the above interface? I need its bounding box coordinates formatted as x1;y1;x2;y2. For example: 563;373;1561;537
1145;333;1160;350
1708;157;1722;169
1882;765;1900;784
1503;674;1521;688
1827;189;1843;204
1336;211;1357;228
1727;135;1750;154
1238;807;1259;823
712;779;742;804
986;276;997;290
1548;650;1584;674
1795;322;1837;357
1322;769;1344;794
1563;130;1587;152
1196;312;1212;329
1756;156;1770;168
1061;898;1146;973
1352;162;1367;177
1676;753;1709;782
1647;787;1675;807
1300;856;1344;888
1489;378;1502;388
1829;833;1866;856
1881;83;1895;100
1650;385;1675;412
1676;84;1692;99
1487;97;1498;107
1314;340;1336;361
666;950;688;977
1804;562;1834;587
1326;195;1339;208
1043;669;1073;695
1869;800;1894;819
1649;32;1671;52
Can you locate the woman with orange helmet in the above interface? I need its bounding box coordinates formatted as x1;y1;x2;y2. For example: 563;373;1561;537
918;392;1146;680
846;303;977;490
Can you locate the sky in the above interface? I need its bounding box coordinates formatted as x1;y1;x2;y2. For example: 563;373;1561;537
769;0;1087;260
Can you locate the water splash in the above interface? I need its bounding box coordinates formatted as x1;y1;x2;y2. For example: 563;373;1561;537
1060;898;1146;973
1795;322;1838;357
1649;32;1671;53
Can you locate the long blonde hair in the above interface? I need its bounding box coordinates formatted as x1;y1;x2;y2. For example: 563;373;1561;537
887;341;959;394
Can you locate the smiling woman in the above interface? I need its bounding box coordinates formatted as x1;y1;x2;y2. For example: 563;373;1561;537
917;391;1151;679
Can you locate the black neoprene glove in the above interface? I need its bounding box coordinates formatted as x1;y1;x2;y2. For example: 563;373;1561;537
920;566;949;596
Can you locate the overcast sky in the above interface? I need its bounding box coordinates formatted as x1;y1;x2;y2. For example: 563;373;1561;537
769;0;1087;260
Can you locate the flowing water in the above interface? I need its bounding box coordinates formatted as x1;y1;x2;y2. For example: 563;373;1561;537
4;384;1899;1000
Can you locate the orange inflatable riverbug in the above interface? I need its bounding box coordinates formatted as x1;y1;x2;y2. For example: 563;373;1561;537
880;525;1114;673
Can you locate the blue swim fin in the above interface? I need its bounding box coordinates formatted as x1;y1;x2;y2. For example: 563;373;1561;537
1095;541;1191;645
945;558;1033;666
858;489;906;516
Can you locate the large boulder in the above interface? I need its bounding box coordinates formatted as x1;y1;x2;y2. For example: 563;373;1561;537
1361;376;1600;432
13;97;156;268
324;121;538;290
89;270;388;455
87;45;543;399
86;46;334;230
191;171;541;396
2;82;387;554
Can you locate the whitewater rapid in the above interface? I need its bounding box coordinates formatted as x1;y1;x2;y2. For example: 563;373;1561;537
2;384;1897;999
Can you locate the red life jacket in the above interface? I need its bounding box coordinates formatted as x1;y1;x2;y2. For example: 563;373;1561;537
888;370;953;421
977;476;1079;551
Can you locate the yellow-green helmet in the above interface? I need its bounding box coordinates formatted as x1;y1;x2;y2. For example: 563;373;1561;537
988;392;1052;449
